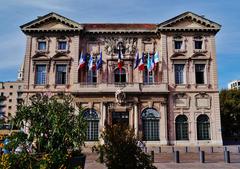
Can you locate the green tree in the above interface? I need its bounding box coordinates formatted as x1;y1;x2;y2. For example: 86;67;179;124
220;89;240;139
2;93;87;168
93;124;157;169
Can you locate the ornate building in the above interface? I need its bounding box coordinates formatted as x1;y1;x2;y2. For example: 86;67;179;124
20;12;222;146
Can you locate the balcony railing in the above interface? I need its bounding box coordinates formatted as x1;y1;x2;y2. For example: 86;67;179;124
73;82;168;93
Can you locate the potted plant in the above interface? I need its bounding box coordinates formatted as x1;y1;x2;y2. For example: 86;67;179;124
2;93;87;169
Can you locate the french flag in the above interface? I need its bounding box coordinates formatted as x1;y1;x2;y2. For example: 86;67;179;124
118;50;123;70
138;52;145;71
134;52;140;69
96;51;103;70
88;54;96;71
150;54;155;71
78;52;86;69
154;51;160;69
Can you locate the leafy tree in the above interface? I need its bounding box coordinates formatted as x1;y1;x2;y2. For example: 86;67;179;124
220;89;240;139
93;124;157;169
2;93;87;168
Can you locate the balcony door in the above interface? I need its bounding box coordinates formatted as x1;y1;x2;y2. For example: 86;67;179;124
112;112;129;126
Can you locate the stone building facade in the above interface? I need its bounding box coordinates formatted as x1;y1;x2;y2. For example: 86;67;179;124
20;12;222;146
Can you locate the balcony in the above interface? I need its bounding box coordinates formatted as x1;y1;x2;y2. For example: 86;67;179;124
72;82;168;94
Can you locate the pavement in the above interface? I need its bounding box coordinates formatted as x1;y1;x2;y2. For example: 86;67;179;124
83;146;240;169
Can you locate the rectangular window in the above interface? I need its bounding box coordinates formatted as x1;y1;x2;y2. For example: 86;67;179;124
35;65;46;85
38;41;46;50
56;65;67;85
195;64;205;84
175;41;183;49
58;41;67;50
174;64;184;84
143;67;154;84
195;40;203;49
87;70;97;84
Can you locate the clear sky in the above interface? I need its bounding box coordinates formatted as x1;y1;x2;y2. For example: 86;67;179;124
0;0;239;89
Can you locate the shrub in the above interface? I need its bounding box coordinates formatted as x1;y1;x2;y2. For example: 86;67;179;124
93;124;157;169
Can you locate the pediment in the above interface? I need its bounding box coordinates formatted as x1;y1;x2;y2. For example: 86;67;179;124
191;53;209;60
21;12;83;33
171;53;187;60
158;12;221;31
52;53;71;60
32;53;50;61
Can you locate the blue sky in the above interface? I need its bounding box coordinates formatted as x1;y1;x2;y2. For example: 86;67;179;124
0;0;239;89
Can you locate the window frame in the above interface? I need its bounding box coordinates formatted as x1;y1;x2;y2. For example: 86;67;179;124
87;69;97;84
83;109;100;141
114;68;127;84
55;64;68;85
35;64;47;85
143;66;154;84
141;108;160;141
197;115;211;140
195;64;206;85
36;37;49;53
175;115;189;140
56;37;69;52
174;64;185;85
193;36;206;51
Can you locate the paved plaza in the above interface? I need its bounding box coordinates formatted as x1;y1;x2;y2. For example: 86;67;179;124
83;146;240;169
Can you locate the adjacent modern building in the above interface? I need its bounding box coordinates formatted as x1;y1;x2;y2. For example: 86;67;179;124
19;11;223;146
0;81;24;128
228;80;240;90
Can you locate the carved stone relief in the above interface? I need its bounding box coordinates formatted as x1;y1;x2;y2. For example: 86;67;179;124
174;93;190;109
104;37;137;56
115;89;126;105
195;92;211;109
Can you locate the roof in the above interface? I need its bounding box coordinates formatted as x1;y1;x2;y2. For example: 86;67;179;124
20;11;221;34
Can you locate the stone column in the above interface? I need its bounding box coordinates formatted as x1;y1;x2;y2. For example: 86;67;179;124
160;100;168;145
102;102;107;127
134;104;138;136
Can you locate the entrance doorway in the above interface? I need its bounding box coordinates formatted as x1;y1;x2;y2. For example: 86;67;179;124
112;112;129;126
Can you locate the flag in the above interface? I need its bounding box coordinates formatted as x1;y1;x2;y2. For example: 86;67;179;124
134;52;140;69
118;50;123;70
154;51;160;64
88;54;95;71
138;52;145;71
78;52;86;69
147;53;152;71
96;51;103;70
150;54;155;71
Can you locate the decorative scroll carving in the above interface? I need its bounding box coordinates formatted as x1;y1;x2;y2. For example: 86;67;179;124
104;37;137;56
195;92;211;110
174;93;190;109
115;89;126;105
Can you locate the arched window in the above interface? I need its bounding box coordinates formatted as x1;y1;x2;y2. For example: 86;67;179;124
175;115;188;140
197;115;210;140
83;109;99;141
141;108;160;141
114;68;126;83
143;66;154;84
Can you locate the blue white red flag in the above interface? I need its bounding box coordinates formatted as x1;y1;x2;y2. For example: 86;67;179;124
118;50;123;70
78;52;86;69
96;51;103;70
138;52;145;71
147;53;152;71
134;52;140;69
